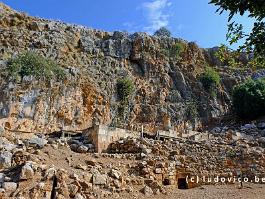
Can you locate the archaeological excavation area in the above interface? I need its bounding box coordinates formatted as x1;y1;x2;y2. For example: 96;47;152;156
1;122;265;198
0;2;265;199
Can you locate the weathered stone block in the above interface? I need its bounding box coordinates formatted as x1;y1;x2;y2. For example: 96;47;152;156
92;173;108;185
0;151;12;169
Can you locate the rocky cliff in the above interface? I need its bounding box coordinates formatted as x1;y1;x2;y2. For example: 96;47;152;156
0;3;251;134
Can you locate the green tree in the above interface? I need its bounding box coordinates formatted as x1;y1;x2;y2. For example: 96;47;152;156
199;67;221;96
8;52;66;81
210;0;265;59
232;78;265;119
214;44;242;68
117;77;134;105
215;44;265;69
116;77;134;124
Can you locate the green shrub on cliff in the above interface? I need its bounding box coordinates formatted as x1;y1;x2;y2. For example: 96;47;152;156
8;52;66;81
232;78;265;119
116;77;134;123
163;41;186;60
186;99;198;121
174;41;186;59
199;67;220;96
117;77;134;104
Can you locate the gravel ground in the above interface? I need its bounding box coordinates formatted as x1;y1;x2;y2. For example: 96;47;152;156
116;183;265;199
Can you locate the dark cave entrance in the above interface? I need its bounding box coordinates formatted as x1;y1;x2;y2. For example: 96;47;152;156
163;178;170;186
178;178;188;189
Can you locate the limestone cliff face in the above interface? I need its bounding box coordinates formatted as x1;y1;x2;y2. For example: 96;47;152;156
0;3;250;134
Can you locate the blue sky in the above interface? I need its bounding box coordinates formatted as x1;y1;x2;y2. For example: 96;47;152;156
1;0;254;48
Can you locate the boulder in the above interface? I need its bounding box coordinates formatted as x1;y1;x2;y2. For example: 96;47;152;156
143;148;152;154
26;136;48;148
0;173;4;184
258;137;265;146
109;169;121;179
79;37;94;53
74;193;85;199
0;126;4;135
257;122;265;130
0;188;5;197
2;182;17;192
0;138;16;151
261;129;265;137
44;167;56;180
240;124;256;131
68;184;79;198
70;144;78;152
210;127;222;134
92;173;108;185
148;181;163;194
75;164;87;170
20;162;34;180
0;151;12;169
76;145;88;153
28;21;43;31
141;185;153;196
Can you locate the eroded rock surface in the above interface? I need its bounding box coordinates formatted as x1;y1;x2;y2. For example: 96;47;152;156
0;3;252;134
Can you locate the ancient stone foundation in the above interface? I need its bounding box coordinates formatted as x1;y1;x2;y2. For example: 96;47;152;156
84;125;139;153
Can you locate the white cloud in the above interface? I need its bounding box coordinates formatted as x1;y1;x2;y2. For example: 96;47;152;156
141;0;172;33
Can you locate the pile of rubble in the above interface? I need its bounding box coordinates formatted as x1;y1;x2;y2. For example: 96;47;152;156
108;122;265;182
0;122;265;198
68;138;95;154
0;133;165;198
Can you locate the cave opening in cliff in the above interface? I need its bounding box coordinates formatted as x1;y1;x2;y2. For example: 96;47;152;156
163;178;170;186
178;178;188;189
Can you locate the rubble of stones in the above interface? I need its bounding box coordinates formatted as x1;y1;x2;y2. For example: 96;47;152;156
0;122;265;198
68;137;96;154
